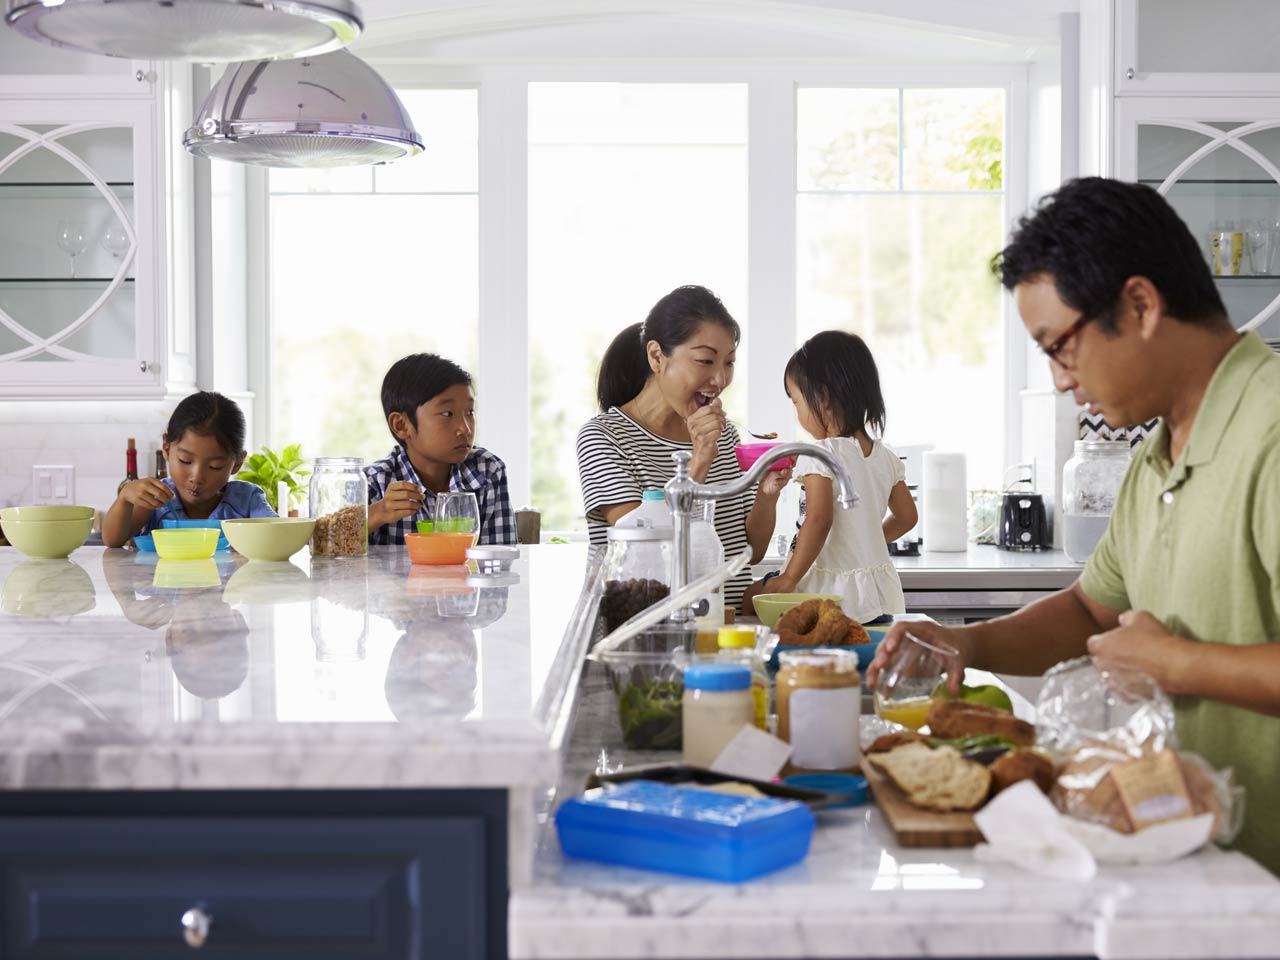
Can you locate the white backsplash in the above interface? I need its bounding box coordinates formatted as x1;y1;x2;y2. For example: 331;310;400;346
0;400;173;512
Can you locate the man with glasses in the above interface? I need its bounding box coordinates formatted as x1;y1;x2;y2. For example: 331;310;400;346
868;176;1280;875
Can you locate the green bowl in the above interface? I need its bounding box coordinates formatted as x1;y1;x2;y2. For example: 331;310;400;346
221;517;317;562
151;528;220;560
751;592;844;628
0;505;94;523
0;517;93;559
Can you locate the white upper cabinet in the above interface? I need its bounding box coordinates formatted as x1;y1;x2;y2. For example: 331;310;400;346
1116;97;1280;335
1117;0;1280;95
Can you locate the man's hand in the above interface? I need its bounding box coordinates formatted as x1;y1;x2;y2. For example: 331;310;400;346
1087;609;1197;695
686;398;727;473
865;620;973;695
119;478;174;511
370;481;425;529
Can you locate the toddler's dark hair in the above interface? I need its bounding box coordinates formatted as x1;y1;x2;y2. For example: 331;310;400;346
165;392;247;456
785;331;886;438
381;353;473;443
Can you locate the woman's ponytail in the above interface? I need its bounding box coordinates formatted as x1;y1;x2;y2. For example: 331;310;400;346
595;322;650;411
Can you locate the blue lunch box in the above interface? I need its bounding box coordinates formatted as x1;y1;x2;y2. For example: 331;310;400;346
555;779;814;882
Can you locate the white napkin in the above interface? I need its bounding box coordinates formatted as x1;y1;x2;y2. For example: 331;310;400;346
1061;812;1214;864
973;781;1098;881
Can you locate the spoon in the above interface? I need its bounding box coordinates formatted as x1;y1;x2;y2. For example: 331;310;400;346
748;430;778;440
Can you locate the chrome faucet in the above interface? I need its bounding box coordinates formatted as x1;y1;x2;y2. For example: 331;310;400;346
663;445;859;626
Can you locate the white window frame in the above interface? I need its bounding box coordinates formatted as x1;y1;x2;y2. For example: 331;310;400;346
248;62;1028;517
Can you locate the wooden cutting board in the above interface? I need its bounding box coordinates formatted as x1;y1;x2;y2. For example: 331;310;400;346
862;759;984;848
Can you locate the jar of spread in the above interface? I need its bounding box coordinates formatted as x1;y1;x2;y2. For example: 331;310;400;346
776;649;860;771
716;626;769;731
682;663;754;768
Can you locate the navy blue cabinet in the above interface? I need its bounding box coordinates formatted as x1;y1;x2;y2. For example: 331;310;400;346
0;791;507;960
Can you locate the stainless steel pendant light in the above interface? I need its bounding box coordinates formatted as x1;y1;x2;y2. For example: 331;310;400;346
184;50;423;168
4;0;362;62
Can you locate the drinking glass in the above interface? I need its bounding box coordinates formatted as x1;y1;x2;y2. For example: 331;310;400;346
101;224;130;260
874;632;959;730
55;220;88;278
434;491;480;545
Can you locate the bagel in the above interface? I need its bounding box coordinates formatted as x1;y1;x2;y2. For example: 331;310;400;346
775;598;870;648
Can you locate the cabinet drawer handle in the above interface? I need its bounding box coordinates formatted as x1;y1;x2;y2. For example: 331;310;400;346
1126;67;1135;80
181;906;212;949
139;360;150;373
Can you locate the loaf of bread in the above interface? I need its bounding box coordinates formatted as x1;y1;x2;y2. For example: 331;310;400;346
867;742;991;812
990;748;1055;796
925;699;1036;747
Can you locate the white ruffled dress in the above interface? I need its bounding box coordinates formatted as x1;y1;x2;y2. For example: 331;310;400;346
790;436;907;624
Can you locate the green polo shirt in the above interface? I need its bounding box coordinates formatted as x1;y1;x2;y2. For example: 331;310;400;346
1081;331;1280;876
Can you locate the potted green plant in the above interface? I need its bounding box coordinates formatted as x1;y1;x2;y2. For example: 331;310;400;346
235;444;311;516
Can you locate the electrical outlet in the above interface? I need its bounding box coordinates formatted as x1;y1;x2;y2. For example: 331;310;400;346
32;465;75;506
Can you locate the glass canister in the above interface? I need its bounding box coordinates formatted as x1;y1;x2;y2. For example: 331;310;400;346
1062;440;1132;563
309;457;368;558
776;649;861;772
600;525;672;634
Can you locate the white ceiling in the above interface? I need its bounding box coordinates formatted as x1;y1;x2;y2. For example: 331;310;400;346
354;0;1079;61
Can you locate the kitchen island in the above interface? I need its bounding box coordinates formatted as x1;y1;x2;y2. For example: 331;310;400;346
0;543;1276;960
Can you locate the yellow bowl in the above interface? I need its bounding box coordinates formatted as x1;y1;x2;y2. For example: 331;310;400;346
221;517;317;562
151;528;220;560
0;505;94;523
0;517;93;559
751;592;844;628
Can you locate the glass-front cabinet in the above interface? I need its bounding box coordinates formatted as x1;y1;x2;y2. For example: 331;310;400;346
0;97;158;394
1116;97;1280;344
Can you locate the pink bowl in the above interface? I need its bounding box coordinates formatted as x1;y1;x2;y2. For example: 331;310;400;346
734;442;796;473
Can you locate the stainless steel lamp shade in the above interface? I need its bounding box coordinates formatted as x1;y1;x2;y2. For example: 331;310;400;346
184;50;423;168
4;0;362;62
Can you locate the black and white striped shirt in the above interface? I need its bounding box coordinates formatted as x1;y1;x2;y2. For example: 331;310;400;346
575;407;755;607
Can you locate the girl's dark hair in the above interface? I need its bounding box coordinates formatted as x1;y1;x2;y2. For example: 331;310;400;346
596;285;740;411
785;331;886;438
165;391;247;455
993;177;1227;330
382;353;473;442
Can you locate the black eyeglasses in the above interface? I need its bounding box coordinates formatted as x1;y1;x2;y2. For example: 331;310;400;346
1040;314;1093;368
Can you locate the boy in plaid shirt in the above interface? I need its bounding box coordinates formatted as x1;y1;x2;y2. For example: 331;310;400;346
365;353;516;546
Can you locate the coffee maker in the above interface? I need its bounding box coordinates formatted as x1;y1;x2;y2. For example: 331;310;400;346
998;492;1049;551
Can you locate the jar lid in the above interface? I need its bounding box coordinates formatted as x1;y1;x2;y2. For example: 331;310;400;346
684;663;751;691
717;626;756;649
782;773;868;808
777;648;859;672
606;526;672;542
641;489;666;502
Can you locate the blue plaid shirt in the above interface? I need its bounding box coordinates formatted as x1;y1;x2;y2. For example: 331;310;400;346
365;445;517;546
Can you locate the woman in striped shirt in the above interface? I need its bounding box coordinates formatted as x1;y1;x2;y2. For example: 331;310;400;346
575;285;789;608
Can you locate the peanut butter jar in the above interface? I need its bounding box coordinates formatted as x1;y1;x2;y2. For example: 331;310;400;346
777;649;861;772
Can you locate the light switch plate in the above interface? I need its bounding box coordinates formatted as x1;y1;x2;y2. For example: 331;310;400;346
32;465;74;506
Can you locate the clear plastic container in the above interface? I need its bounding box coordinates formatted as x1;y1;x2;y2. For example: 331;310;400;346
600;525;672;634
1062;440;1131;562
594;624;694;749
690;499;725;631
617;489;672;529
682;663;754;768
309;457;368;558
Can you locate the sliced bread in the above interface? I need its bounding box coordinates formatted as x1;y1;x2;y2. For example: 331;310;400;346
867;742;992;812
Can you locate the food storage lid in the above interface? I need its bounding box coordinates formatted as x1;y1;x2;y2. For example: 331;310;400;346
642;489;665;501
606;526;672;542
555;780;814;882
782;773;868;808
717;626;756;649
684;663;750;692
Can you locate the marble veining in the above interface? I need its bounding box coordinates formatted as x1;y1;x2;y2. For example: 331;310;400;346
0;544;597;791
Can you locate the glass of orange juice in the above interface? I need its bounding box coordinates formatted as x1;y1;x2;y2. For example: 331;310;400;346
874;632;957;731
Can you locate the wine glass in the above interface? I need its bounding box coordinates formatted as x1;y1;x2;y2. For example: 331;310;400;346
101;224;130;260
435;491;480;546
873;631;959;731
55;220;88;278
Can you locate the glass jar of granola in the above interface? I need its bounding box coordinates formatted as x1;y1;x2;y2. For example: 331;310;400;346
309;457;367;558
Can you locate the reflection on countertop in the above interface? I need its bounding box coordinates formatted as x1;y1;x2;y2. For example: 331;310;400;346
0;544;596;791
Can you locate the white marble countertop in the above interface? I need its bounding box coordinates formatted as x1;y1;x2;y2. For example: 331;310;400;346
510;663;1280;960
0;544;598;791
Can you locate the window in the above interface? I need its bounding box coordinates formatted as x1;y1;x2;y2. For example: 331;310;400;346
796;88;1006;487
527;82;749;532
268;89;479;465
